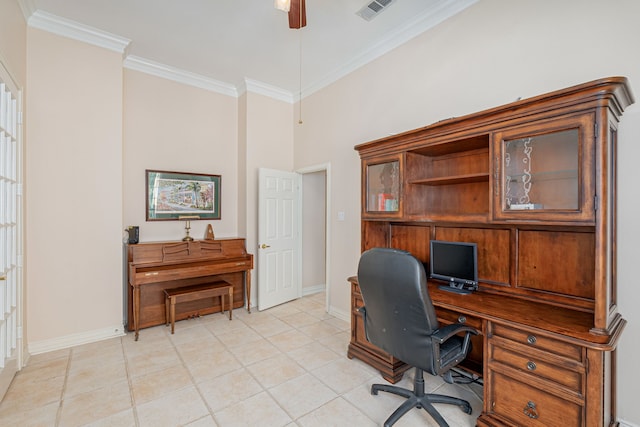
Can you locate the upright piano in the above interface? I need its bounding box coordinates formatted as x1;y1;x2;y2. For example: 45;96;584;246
126;238;253;340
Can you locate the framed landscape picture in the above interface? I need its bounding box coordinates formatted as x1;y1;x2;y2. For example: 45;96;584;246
146;170;221;220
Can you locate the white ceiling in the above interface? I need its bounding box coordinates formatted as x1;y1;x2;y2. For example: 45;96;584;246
21;0;476;98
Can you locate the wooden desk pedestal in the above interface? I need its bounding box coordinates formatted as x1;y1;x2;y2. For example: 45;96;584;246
127;239;253;340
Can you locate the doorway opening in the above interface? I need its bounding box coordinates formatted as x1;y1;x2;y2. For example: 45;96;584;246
299;164;330;312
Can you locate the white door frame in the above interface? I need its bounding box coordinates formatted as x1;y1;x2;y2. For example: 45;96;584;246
297;163;331;312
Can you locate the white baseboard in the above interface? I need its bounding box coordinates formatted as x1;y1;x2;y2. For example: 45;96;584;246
28;324;126;355
619;419;640;427
301;284;349;322
302;284;325;296
329;305;349;323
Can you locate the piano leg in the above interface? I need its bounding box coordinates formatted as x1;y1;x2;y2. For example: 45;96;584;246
245;270;252;313
133;285;140;341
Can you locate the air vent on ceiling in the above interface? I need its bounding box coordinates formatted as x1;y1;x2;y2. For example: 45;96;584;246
356;0;396;21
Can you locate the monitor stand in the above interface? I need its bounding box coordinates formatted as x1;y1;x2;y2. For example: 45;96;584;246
438;284;472;295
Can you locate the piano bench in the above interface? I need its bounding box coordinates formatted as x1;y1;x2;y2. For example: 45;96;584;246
164;281;233;334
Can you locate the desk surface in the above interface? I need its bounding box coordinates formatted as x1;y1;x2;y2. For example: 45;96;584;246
436;282;626;351
348;276;625;350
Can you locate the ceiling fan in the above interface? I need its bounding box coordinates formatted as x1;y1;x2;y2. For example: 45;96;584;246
275;0;307;29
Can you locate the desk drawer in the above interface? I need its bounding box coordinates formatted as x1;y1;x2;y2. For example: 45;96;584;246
437;307;482;330
489;370;583;426
491;323;583;362
490;344;583;392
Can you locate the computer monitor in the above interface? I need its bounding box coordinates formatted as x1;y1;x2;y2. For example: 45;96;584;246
429;240;478;294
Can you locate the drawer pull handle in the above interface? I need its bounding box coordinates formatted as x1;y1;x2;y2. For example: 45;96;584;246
523;401;539;419
527;335;537;345
526;361;537;371
457;315;466;323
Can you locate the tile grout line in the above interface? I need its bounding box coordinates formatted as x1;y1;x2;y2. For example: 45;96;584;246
244;306;319;425
217;309;293;424
251;299;361;424
245;303;355;424
0;293;478;426
211;303;330;424
179;319;221;426
177;310;252;426
121;335;141;427
54;348;72;427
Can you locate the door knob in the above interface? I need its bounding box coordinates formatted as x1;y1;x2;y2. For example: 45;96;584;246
260;244;271;249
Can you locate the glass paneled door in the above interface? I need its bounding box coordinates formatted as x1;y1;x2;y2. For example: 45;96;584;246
0;60;22;399
493;113;595;222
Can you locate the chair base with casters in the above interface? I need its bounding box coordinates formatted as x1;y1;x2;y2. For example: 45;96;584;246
372;367;471;427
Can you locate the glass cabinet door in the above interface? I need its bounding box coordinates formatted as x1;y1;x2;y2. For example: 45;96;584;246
494;114;594;222
364;157;401;216
504;129;578;210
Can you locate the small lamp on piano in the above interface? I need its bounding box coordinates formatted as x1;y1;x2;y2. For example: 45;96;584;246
178;215;199;242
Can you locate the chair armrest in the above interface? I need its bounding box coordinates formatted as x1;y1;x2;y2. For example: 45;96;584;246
431;323;479;375
432;323;478;344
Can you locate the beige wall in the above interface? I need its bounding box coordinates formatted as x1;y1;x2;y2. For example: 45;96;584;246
122;69;239;242
243;92;294;306
25;28;124;345
237;93;248;238
294;0;640;423
617;109;640;426
0;0;26;85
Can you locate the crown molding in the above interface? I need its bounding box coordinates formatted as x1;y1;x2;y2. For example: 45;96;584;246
27;10;131;54
241;79;294;104
17;0;36;21
21;1;476;102
123;56;238;97
302;0;478;98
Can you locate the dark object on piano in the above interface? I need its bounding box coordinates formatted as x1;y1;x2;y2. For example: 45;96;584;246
125;226;139;244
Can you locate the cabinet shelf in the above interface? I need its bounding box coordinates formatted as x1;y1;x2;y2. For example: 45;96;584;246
410;172;490;186
506;169;577;183
409;134;489;157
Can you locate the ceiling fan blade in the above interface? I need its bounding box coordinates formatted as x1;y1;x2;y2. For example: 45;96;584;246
288;0;306;29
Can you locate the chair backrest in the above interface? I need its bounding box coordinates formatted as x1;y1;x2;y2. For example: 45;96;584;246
357;247;440;371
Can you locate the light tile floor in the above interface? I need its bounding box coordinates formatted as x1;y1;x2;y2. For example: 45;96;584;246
0;292;482;426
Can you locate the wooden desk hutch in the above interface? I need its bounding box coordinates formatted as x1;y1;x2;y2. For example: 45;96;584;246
348;77;633;426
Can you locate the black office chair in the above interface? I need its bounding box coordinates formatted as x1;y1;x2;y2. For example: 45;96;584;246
357;247;478;427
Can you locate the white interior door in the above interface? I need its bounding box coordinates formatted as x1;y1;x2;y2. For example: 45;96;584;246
0;61;23;399
258;168;301;310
